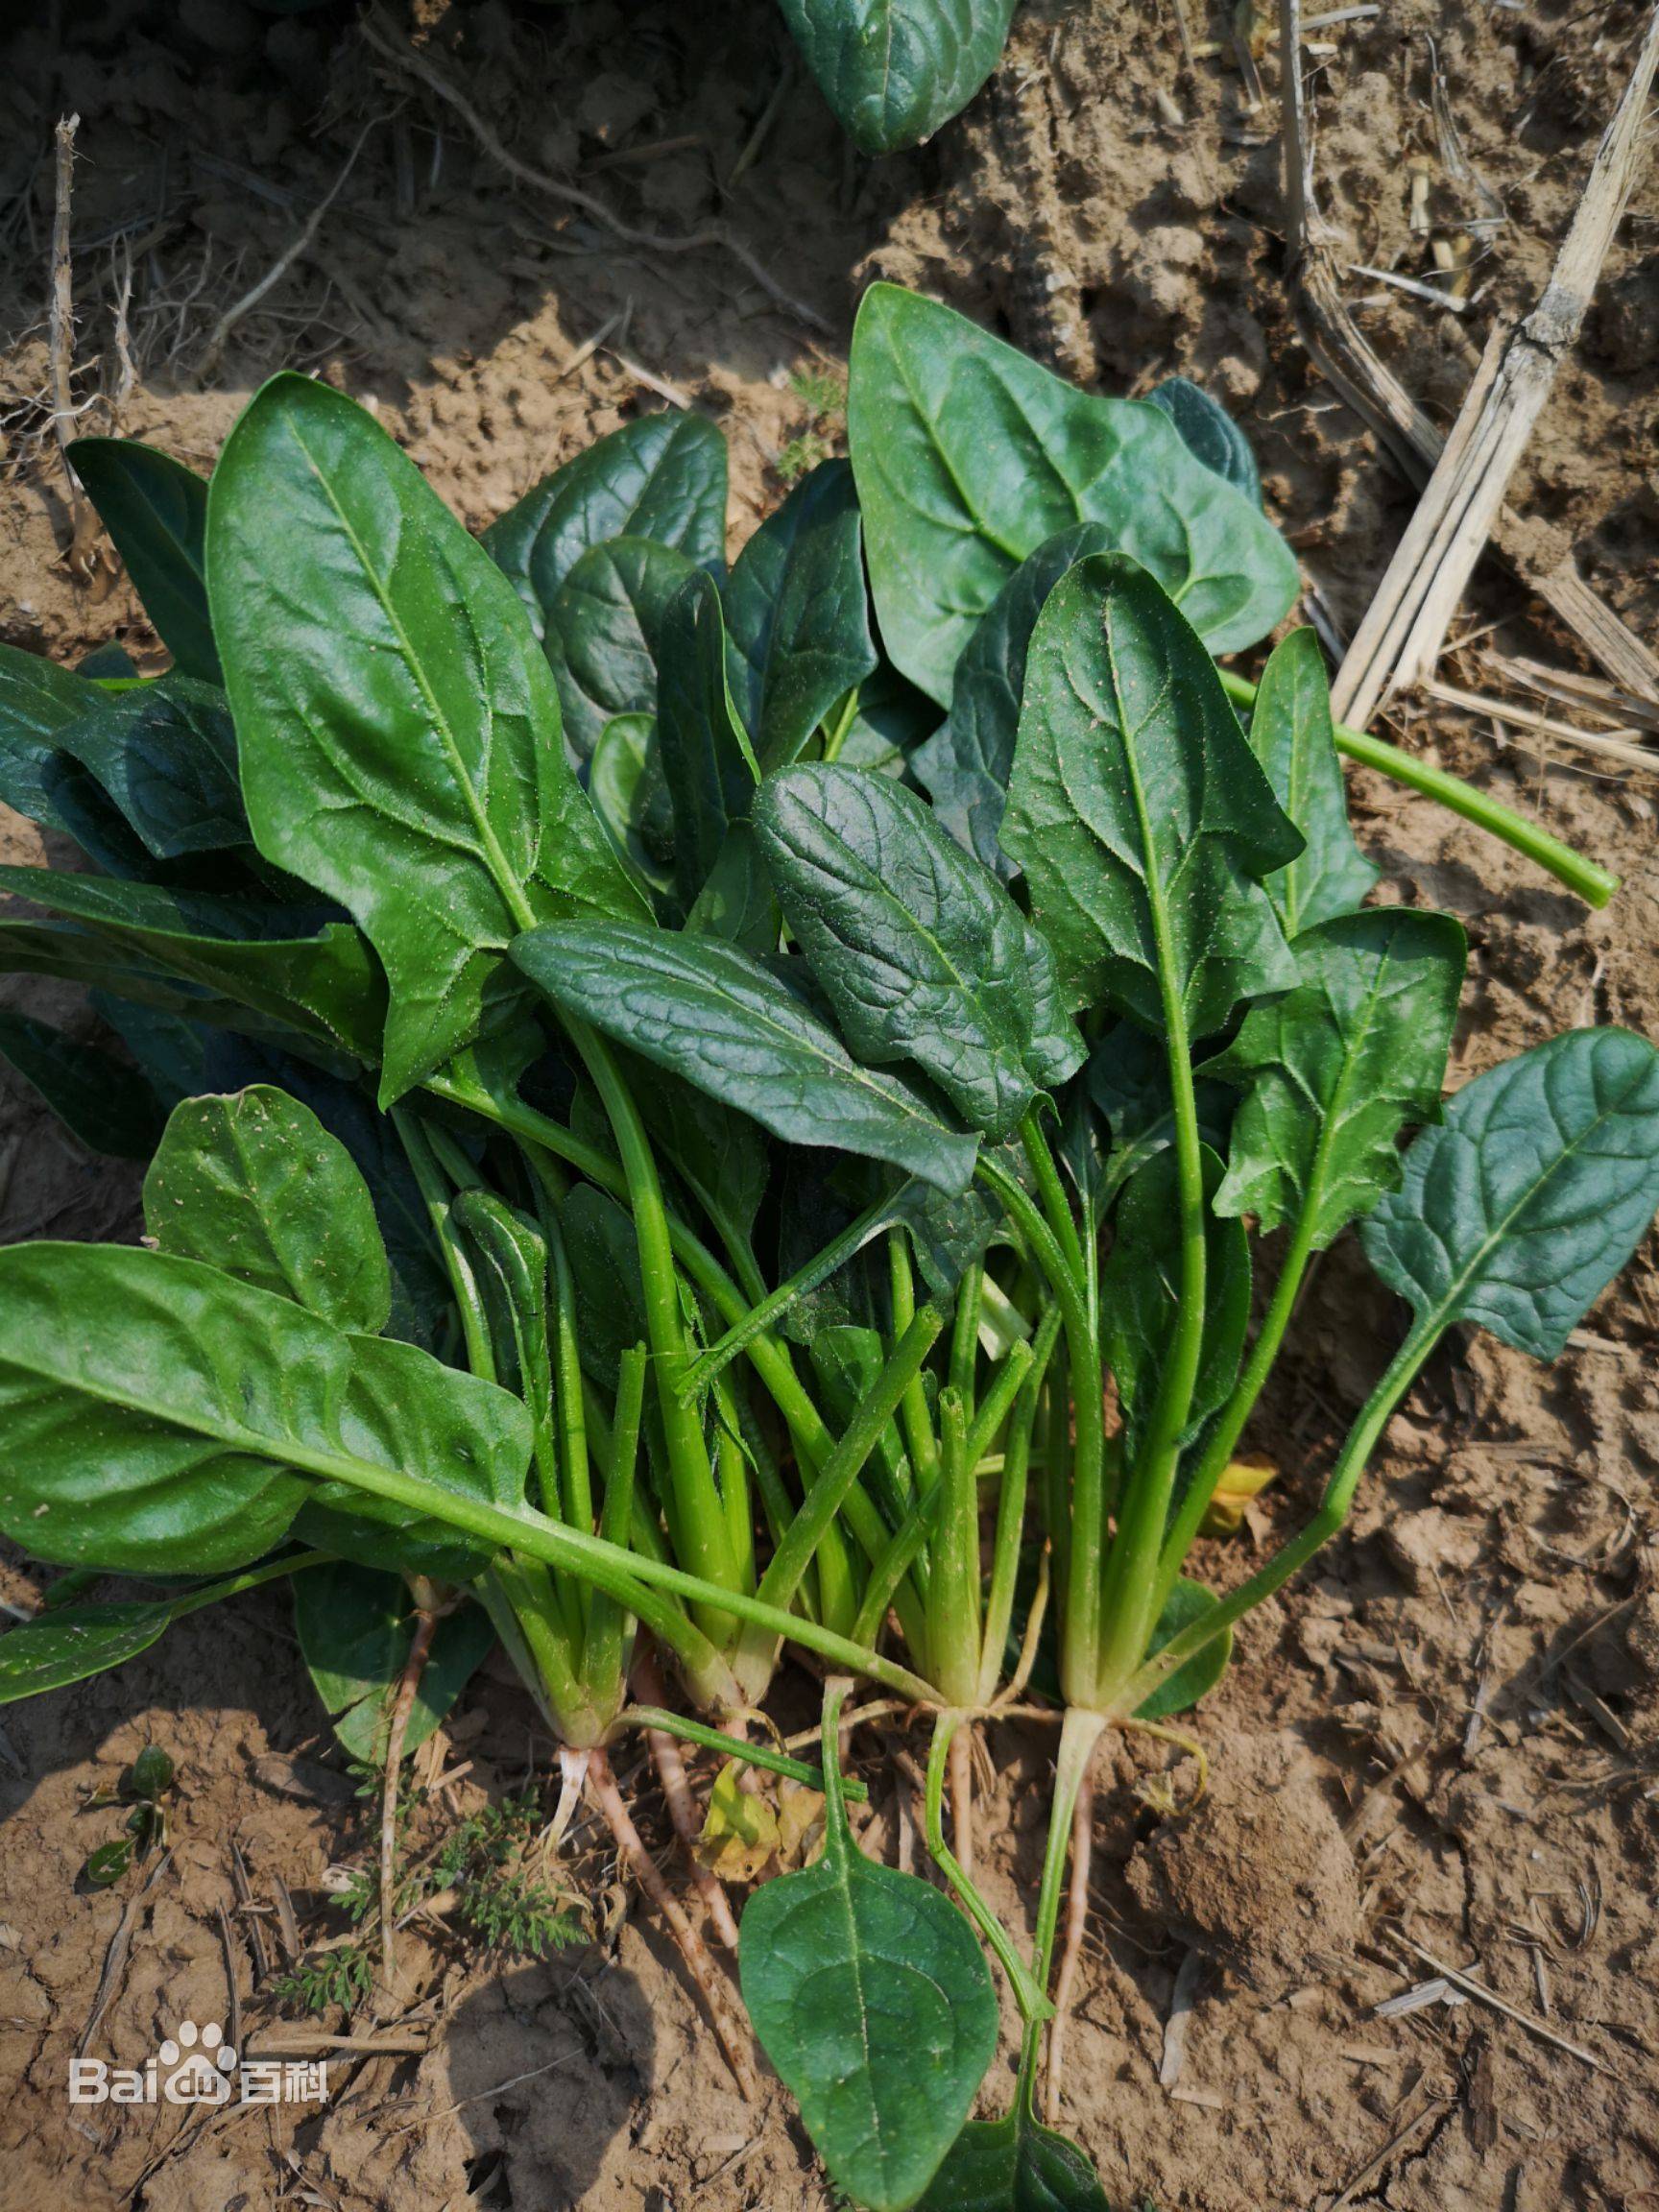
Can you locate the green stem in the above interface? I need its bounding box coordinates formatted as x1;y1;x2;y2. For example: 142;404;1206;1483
168;1548;331;1619
1107;1317;1439;1714
976;1154;1103;1701
925;1712;1052;2021
926;1388;982;1708
1217;668;1618;908
1152;1205;1317;1615
887;1231;940;1490
616;1706;869;1799
1092;988;1207;1695
977;1309;1062;1706
564;1019;739;1616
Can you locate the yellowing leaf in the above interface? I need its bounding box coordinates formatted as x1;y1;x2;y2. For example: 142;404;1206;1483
1199;1453;1277;1537
696;1762;779;1883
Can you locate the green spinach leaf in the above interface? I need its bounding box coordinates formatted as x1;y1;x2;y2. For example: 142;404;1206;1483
754;762;1083;1138
543;535;699;762
1242;629;1379;935
850;284;1299;703
1207;908;1465;1246
144;1085;393;1333
69;437;219;683
778;0;1019;156
1360;1027;1659;1360
207;373;641;1103
1002;555;1300;1031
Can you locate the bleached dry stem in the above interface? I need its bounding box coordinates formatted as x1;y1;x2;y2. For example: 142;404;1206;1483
1043;1770;1095;2124
587;1749;758;2101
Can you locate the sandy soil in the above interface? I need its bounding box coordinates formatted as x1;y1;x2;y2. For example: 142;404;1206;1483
2;2;1657;2207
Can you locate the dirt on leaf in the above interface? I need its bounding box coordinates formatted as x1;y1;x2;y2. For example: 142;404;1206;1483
3;1;1659;2208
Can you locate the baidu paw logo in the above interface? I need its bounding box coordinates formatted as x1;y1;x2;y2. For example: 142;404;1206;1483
158;2020;238;2104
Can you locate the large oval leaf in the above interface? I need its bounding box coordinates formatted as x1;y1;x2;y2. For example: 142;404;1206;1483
144;1085;392;1332
0;1243;530;1576
849;284;1299;704
513;921;977;1190
739;1690;999;2211
753;762;1083;1138
1359;1027;1659;1360
913;522;1119;881
483;413;727;636
68;438;220;684
723;458;877;770
207;373;641;1104
779;0;1018;155
1208;908;1465;1248
1003;555;1300;1032
1242;629;1378;936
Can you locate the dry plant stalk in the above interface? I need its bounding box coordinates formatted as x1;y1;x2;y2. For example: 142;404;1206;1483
1334;3;1659;726
1275;0;1659;711
49;113;102;585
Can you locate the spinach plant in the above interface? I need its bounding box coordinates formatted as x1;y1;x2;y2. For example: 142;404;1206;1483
0;283;1649;2210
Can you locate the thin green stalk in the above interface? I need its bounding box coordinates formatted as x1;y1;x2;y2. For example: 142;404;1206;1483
546;1223;595;1541
678;1182;906;1401
1091;959;1206;1696
977;1153;1103;1698
887;1231;940;1489
618;1706;869;1798
394;1108;497;1387
948;1262;984;1418
583;1344;646;1706
168;1549;331;1618
742;1307;945;1660
977;1308;1062;1707
1151;1204;1318;1615
1030;1707;1106;1995
1106;1317;1439;1714
1021;1110;1092;1333
564;1018;739;1613
926;1388;982;1707
1216;667;1618;908
925;1712;1052;2021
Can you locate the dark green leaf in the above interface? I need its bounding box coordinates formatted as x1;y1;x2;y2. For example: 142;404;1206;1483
836;661;941;776
917;2100;1110;2210
143;1085;393;1332
1208;909;1465;1247
69;437;219;682
206;373;641;1103
755;762;1083;1138
89;992;210;1107
723;459;878;770
560;1182;648;1390
1243;629;1379;935
0;865;386;1062
451;1188;554;1442
0;1597;179;1704
631;1057;770;1242
739;1695;999;2211
849;285;1299;704
294;1563;494;1764
685;821;781;955
543;535;699;763
0;1243;530;1575
658;570;758;908
1145;375;1262;507
1086;1022;1234;1212
1135;1575;1232;1720
484;413;727;635
0;644;155;877
913;522;1119;881
778;0;1019;155
0;1009;164;1158
1003;555;1301;1030
84;1840;133;1886
55;675;249;862
1102;1147;1250;1464
589;713;679;907
515;921;977;1190
1359;1028;1659;1360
